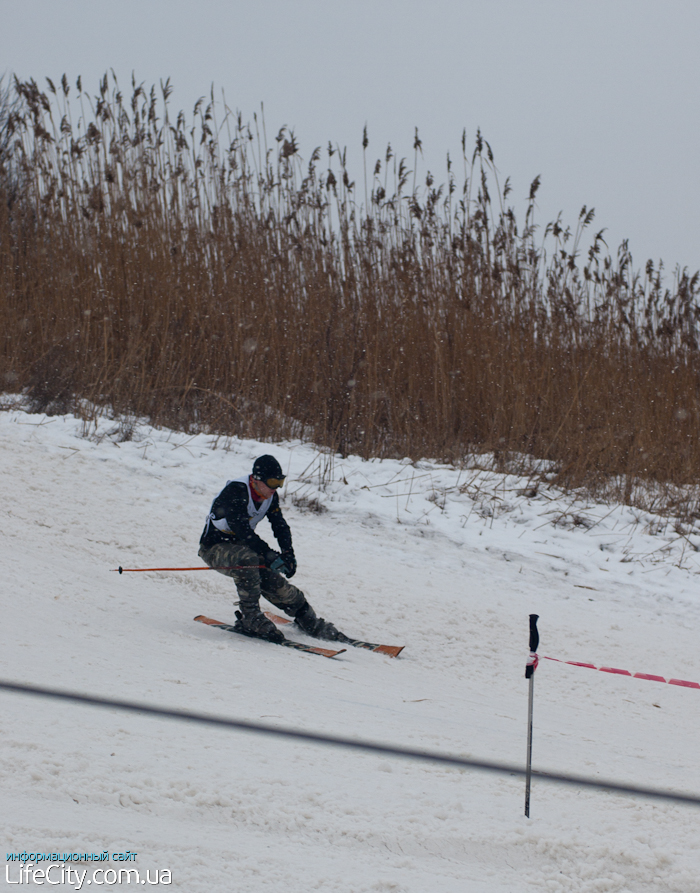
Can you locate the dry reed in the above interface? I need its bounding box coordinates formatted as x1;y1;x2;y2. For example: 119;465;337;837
2;73;700;517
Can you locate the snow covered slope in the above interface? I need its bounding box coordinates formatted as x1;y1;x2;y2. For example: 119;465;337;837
2;407;700;891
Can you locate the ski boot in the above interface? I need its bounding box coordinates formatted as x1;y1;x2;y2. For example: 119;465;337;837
294;602;343;641
234;609;285;644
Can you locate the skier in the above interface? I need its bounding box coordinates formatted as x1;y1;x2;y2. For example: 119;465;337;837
198;454;342;644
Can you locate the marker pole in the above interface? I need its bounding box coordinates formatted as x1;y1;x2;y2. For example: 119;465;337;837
525;613;540;818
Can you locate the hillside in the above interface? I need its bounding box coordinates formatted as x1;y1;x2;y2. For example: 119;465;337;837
2;406;700;891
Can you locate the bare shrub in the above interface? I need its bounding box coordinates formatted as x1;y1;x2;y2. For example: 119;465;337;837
291;494;328;514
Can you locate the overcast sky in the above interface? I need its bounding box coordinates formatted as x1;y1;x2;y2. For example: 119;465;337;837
2;0;699;273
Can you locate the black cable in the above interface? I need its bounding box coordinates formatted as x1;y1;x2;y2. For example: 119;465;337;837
1;678;698;807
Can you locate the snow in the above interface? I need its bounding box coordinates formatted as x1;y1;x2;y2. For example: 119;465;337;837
2;405;700;891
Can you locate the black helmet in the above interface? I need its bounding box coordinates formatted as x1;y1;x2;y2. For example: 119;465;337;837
252;455;285;489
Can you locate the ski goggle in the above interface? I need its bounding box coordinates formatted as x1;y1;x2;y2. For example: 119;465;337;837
264;477;285;489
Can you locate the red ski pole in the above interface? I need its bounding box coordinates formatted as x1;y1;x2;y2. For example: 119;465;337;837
112;565;266;573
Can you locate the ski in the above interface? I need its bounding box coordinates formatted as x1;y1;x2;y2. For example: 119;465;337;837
194;615;347;659
264;612;405;657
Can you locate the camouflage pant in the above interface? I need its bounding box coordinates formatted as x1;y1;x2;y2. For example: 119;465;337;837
198;542;306;615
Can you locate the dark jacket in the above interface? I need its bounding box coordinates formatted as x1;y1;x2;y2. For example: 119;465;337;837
200;477;292;555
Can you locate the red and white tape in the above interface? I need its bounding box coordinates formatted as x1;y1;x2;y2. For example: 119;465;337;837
542;655;700;689
526;652;539;673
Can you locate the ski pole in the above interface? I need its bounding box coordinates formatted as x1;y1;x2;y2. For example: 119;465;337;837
112;565;266;573
524;613;540;818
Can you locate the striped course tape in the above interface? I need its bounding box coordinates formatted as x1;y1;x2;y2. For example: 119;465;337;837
543;656;700;689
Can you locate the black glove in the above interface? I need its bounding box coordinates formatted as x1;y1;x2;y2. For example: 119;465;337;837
281;548;297;578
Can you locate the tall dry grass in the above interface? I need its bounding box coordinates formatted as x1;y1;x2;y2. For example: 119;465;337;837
2;73;700;515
